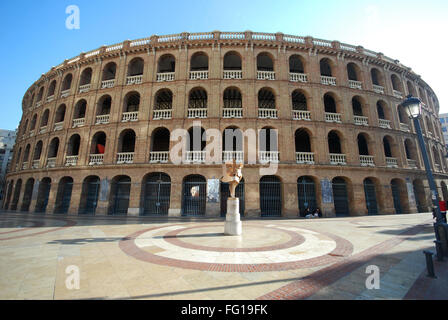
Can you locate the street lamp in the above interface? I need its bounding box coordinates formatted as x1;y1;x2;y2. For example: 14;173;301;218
400;95;443;226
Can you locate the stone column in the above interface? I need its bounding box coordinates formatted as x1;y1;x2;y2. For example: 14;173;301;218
95;178;110;216
127;181;142;216
68;181;82;215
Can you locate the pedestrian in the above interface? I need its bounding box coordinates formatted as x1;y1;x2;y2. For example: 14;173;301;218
439;197;447;223
313;207;322;218
301;207;311;218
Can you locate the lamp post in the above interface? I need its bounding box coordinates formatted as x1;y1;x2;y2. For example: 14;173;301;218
400;95;443;226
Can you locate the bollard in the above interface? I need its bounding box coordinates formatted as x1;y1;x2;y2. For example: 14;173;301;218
423;251;437;278
434;240;444;262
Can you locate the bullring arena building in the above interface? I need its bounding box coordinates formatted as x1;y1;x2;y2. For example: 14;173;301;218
3;31;448;218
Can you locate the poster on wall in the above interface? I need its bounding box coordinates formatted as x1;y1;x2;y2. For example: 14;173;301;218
99;178;109;202
207;179;220;203
406;182;417;207
320;179;333;204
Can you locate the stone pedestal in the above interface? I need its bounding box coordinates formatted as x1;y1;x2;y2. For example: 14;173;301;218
224;198;242;236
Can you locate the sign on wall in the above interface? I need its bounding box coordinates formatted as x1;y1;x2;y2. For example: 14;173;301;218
207;179;220;203
320;179;333;204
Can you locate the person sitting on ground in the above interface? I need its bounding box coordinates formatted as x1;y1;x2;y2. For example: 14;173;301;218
313;208;322;218
302;207;311;218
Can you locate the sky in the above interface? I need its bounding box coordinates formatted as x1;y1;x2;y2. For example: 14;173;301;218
0;0;447;130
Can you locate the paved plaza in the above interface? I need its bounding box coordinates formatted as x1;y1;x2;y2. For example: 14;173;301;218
0;211;446;300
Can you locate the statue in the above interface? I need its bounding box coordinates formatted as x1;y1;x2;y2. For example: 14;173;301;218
221;159;243;236
221;159;243;198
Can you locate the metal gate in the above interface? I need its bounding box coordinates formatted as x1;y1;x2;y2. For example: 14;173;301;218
364;179;378;215
260;176;282;217
391;182;403;214
35;180;51;213
21;179;34;212
11;181;22;211
297;177;317;215
56;180;73;214
112;178;131;215
332;178;349;216
143;173;171;216
413;183;424;213
182;175;206;216
83;179;100;215
220;179;245;217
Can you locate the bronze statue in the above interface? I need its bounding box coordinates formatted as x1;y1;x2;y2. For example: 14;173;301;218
221;159;243;198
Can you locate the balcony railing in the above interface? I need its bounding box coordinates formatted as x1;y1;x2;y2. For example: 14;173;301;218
89;154;104;166
153;109;172;120
296;152;314;164
46;158;56;168
185;151;206;163
259;151;279;163
54;122;64;131
373;85;384;94
32;160;40;169
28;130;35;137
329;154;347;165
60;89;70;98
289;73;307;83
407;159;418;169
189;71;209;80
386;157;398;168
101;79;115;89
22;162;28;170
65;155;78;166
46;95;54;103
258;108;278;119
117;152;134;164
354;115;368;126
72;118;85;128
399;123;411;132
149;151;169;163
292;110;311;121
35;101;42;108
393;90;403;99
378;119;392;129
325;112;342;123
187;108;207;118
257;71;275;80
222;151;244;163
435;164;441;172
321;76;336;86
95;114;110;125
360;155;375;167
348;80;362;89
79;84;91;93
223;70;242;79
126;75;143;85
122;111;139;122
223;108;242;118
39;126;47;134
156;72;175;82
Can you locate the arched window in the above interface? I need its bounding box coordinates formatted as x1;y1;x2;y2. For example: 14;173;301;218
352;96;364;116
40;109;50;128
371;68;384;86
190;52;208;71
97;95;111;115
258;88;275;109
79;68;92;86
118;130;136;153
324;93;337;113
61;74;73;91
102;62;117;85
320;58;332;77
257;53;274;71
292;90;307;111
391;74;402;92
127;58;144;76
347;63;360;81
223;51;242;70
157;54;176;73
154;89;173;110
30;114;38;131
151;128;170;152
328;131;342;154
73;100;87;119
36;87;44;103
188;88;207;109
357;134;369;155
289;55;305;73
47;80;57;97
223;87;242;109
109;176;131;215
67;135;81;156
55;104;66;124
90;132;106;154
48;138;59;159
123;91;140;113
33;141;43;160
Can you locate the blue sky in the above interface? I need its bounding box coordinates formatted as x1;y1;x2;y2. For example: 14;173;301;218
0;0;447;130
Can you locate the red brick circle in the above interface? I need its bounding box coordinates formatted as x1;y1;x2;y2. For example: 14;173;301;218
162;224;306;252
119;223;354;272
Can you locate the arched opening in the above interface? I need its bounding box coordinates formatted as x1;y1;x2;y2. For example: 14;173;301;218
441;181;448;202
61;74;73;91
118;129;136;153
55;104;66;123
11;179;22;211
73;100;87;119
352;96;364;116
67;134;81;156
377;101;387;120
221;178;245;216
297;176;317;216
407;81;417;96
357;133;370;155
30;114;37;131
324;93;337;113
390;179;409;214
383;136;396;160
257;53;274;71
150;128;170;152
289;55;305;73
33;141;43;161
259;127;278;153
190;52;209;71
23;144;31;166
397;105;410;125
223;126;243;162
36;87;44;103
21;178;35;212
79;176;100;215
96;95;111;116
223;51;242;70
4;180;14;210
182;175;206;216
328;131;342;154
188;87;207;109
391;74;403;92
154;89;173;110
54;177;73;214
320;58;333;76
79;68;92;86
109;176;131;215
413;179;427;212
260;175;282;217
40;109;50;128
364;178;379;215
371;68;384;86
187;127;206;152
123;91;140;113
258;88;275;109
90;131;106;154
404;139;417;161
223;87;242;109
141;173;171;216
157;54;175;73
48;80;57;97
292;90;307;111
102;62;117;81
127;58;144;76
347;62;361;81
295;128;312;153
47;138;59;159
35;178;51;213
332;177;350;216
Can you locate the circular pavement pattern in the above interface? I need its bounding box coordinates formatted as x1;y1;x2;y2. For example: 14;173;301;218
119;223;354;272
